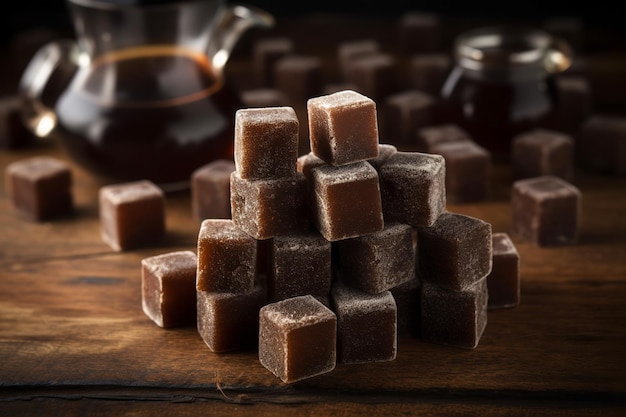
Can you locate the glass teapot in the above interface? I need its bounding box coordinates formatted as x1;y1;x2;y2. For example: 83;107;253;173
19;0;273;186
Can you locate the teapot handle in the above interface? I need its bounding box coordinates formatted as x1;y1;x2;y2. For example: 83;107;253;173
18;39;80;137
208;4;274;74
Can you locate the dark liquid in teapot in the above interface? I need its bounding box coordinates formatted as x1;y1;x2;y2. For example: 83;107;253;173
440;67;560;159
55;46;240;185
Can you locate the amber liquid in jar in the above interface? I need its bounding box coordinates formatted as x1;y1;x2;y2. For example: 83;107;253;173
54;46;240;185
439;27;570;160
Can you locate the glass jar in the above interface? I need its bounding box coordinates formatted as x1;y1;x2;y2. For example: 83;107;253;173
440;26;572;160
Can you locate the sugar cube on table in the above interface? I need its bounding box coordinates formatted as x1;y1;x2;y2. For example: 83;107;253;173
197;284;266;353
347;53;397;102
99;180;165;251
5;156;73;222
382;89;437;147
274;54;323;104
511;175;581;246
259;295;337;383
417;212;492;291
307;90;380;166
230;172;308;240
141;251;197;328
414;124;472;153
196;218;257;293
421;278;488;349
310;161;384;241
576;114;626;175
378;151;446;227
191;159;235;221
555;76;592;134
430;140;491;204
252;37;294;87
331;283;397;364
408;53;451;96
511;128;574;181
336;222;415;294
337;39;380;81
234;106;299;180
268;231;332;302
487;233;521;310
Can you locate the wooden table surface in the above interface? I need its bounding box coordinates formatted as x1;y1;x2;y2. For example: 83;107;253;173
1;13;626;417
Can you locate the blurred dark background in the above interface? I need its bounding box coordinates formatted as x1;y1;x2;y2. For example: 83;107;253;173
1;0;623;40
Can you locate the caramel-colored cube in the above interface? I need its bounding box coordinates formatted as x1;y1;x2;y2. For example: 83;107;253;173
99;180;165;251
259;295;337;383
141;251;197;328
196;219;256;293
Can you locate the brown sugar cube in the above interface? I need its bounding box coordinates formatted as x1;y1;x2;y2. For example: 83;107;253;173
253;37;294;87
307;90;379;166
230;172;308;240
378;151;446;227
259;295;337;383
383;90;437;146
414;124;473;153
5;156;73;222
0;96;34;149
421;278;488;349
511;128;574;181
555;76;592;134
240;88;290;108
99;180;164;251
268;231;332;302
191;159;235;221
487;233;520;310
430;140;491;204
577;115;626;175
390;277;421;337
331;283;397;364
397;11;441;54
141;251;197;328
310;161;384;241
418;212;493;291
337;39;380;82
336;222;415;294
348;53;396;102
511;176;581;246
367;143;398;171
235;107;299;180
197;284;266;353
408;53;451;96
196;219;256;293
274;54;323;104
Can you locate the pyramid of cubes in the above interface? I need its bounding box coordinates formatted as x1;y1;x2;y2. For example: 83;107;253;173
142;90;495;384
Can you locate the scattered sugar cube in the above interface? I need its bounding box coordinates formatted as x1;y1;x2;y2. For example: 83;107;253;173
5;156;73;222
511;176;581;246
99;180;165;251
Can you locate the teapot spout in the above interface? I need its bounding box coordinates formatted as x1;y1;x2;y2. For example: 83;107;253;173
209;4;274;74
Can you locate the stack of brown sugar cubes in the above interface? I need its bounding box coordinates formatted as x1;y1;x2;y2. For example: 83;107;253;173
141;89;498;384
